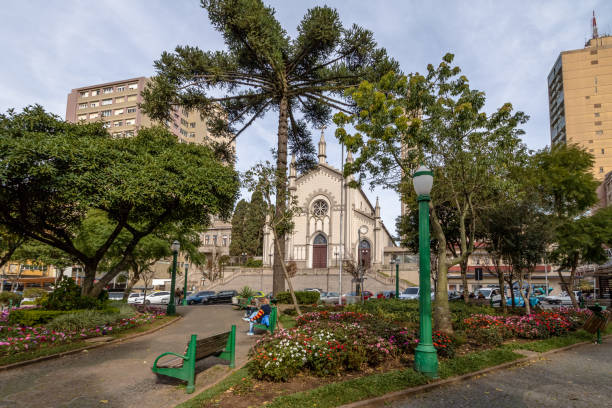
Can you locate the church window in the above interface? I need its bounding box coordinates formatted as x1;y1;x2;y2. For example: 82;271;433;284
312;199;328;217
314;234;327;245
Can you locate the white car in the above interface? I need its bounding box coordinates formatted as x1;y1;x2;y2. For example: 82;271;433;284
127;292;144;304
144;291;171;305
321;292;340;304
544;291;581;305
475;288;502;305
399;287;434;300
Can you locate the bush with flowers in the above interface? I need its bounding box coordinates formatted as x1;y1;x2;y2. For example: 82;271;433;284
248;311;454;381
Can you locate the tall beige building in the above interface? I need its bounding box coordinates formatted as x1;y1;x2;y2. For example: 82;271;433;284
548;14;612;180
66;77;216;146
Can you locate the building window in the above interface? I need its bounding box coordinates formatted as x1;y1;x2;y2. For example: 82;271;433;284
595;121;602;126
90;101;99;108
114;121;122;127
600;167;604;173
591;60;599;65
115;97;125;103
78;103;87;109
112;132;122;138
103;122;111;129
312;199;328;217
222;236;227;247
128;83;138;90
91;90;100;96
116;86;125;92
103;87;113;94
101;99;112;106
589;149;594;152
125;118;136;125
190;122;196;128
205;235;210;245
588;139;593;143
90;112;99;119
101;110;112;117
77;114;87;120
115;109;124;115
594;103;602;108
125;130;134;137
127;94;137;102
586;95;591;99
602;149;605;154
213;235;217;245
591;50;598;55
127;106;136;113
79;91;89;98
596;130;603;135
595;112;600;117
189;132;195;138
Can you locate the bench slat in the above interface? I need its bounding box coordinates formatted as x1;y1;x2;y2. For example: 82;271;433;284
156;356;184;368
195;332;230;360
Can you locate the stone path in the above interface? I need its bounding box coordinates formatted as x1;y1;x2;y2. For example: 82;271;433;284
390;341;612;408
0;305;257;408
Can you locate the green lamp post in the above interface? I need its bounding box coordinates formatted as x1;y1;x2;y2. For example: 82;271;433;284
391;256;400;298
167;240;180;316
413;165;438;378
182;262;189;306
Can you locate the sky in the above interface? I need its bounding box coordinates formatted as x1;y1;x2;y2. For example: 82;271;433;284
2;0;611;237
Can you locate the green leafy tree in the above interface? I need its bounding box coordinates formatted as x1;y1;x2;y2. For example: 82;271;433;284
229;200;249;257
244;185;267;256
334;55;528;333
141;0;397;294
0;106;239;297
534;144;608;307
0;227;26;272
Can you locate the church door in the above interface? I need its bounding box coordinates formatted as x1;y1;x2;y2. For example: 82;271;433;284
359;240;371;268
313;234;328;268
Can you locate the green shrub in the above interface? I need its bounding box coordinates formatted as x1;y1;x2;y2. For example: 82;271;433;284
40;276;106;311
8;310;67;326
275;291;320;304
245;259;263;267
23;288;47;298
466;326;504;346
0;291;22;306
47;304;136;332
238;286;255;299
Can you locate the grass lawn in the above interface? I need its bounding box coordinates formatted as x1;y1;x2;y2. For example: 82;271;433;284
278;314;297;329
502;326;612;353
0;315;177;367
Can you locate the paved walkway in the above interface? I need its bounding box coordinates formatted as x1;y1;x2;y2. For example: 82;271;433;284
0;305;257;408
390;341;612;408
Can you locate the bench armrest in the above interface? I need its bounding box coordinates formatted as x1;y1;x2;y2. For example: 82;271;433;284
153;352;188;368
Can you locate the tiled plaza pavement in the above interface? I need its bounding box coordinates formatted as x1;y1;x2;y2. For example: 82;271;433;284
390;341;612;408
0;305;257;408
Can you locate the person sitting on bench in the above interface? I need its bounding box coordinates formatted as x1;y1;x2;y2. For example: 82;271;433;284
243;297;271;336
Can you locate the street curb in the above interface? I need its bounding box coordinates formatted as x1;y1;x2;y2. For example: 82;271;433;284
339;335;611;408
0;314;182;372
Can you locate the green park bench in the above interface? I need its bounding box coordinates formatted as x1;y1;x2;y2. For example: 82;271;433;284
235;296;253;310
252;306;277;335
152;325;236;394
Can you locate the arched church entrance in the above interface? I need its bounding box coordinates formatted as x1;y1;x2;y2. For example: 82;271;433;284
313;233;328;268
359;240;371;268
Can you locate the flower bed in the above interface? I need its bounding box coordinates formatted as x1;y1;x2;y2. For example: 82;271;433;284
248;311;453;381
0;311;165;357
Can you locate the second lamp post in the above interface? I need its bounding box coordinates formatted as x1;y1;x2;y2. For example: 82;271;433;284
167;240;180;316
413;165;438;378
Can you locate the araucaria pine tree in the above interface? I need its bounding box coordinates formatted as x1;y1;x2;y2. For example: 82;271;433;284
141;0;397;294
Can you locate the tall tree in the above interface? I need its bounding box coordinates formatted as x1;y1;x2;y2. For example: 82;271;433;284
334;55;528;333
141;0;397;294
229;200;249;257
244;185;267;256
0;106;239;297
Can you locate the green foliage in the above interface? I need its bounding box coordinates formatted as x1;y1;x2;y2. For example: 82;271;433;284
229;200;249;257
8;310;67;326
0;291;22;306
0;106;239;297
46;305;136;332
22;288;47;298
40;276;104;311
275;291;320;304
238;286;255;298
245;258;263;267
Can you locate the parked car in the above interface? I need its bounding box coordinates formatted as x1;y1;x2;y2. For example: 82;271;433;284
321;292;340;303
107;292;124;301
544;291;582;305
474;287;502;306
145;291;171;305
204;290;238;304
399;287;434;300
127;292;144;304
375;291;396;299
304;288;323;293
505;290;540;307
186;291;216;305
448;290;462;301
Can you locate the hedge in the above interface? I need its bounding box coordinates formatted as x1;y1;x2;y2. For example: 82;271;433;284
275;291;320;304
8;310;68;326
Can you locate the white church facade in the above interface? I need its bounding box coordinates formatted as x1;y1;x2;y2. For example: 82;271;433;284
263;131;396;269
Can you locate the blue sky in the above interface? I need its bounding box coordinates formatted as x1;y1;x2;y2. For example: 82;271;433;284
2;0;611;235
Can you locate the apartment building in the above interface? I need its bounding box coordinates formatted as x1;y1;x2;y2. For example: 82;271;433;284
548;14;612;180
66;77;218;146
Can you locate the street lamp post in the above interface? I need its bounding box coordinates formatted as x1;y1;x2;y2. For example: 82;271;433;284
182;262;189;306
413;165;438;378
391;256;400;298
167;240;180;316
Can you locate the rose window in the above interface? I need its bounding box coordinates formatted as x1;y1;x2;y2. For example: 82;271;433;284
312;199;328;217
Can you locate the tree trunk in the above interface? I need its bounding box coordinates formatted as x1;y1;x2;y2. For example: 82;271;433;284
273;94;289;296
496;264;507;314
430;207;453;334
460;259;469;303
273;229;301;315
518;271;530;315
123;266;140;301
567;265;578;308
